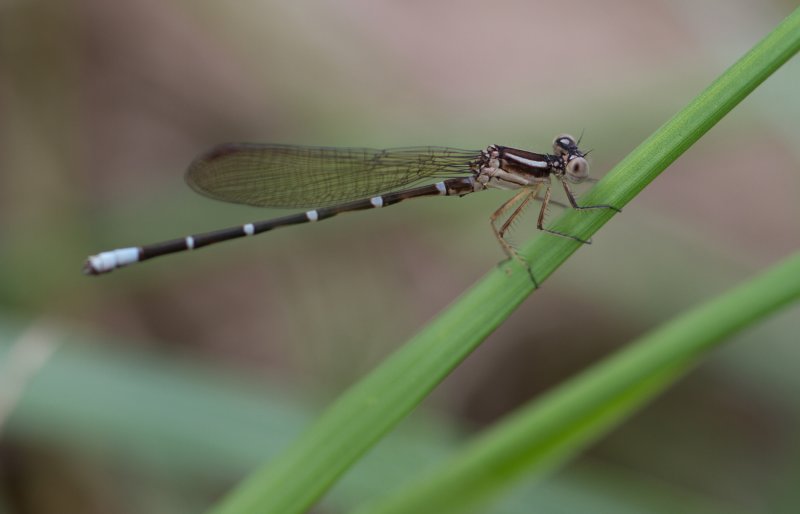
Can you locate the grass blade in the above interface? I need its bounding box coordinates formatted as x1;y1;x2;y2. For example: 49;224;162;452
354;252;800;514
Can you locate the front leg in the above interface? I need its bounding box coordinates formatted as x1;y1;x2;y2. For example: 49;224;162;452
561;179;621;212
537;183;592;244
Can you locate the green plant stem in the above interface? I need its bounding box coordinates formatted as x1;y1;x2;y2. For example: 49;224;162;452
354;252;800;514
208;8;800;514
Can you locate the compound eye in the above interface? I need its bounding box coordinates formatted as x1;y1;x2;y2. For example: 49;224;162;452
553;133;577;155
566;156;589;182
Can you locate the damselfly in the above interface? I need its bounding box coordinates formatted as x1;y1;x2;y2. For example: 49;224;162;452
83;134;619;285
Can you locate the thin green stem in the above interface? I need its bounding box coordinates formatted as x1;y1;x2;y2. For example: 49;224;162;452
354;252;800;514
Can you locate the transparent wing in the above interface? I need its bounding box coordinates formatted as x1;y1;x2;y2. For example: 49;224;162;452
185;143;480;208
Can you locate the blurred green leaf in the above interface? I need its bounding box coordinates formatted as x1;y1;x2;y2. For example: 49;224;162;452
0;318;742;514
354;252;800;514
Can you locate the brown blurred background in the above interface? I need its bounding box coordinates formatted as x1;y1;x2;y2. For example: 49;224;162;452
1;1;799;513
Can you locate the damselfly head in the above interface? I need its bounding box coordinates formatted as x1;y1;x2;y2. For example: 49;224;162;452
553;134;589;183
552;134;579;157
565;156;589;183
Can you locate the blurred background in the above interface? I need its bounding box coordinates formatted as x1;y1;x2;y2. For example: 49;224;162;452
1;0;799;512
